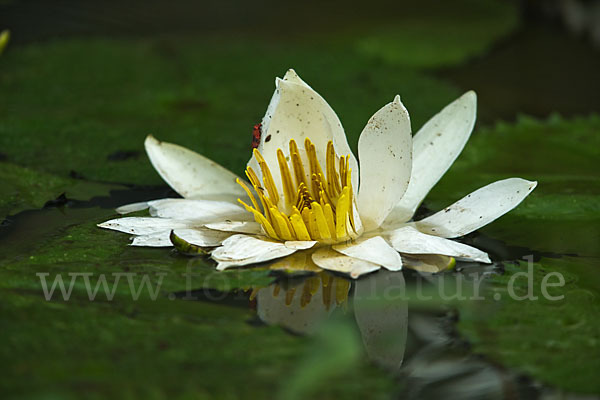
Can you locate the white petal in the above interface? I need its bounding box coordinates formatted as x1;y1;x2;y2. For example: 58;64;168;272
387;226;490;263
280;69;359;190
353;270;408;372
204;220;262;234
387;91;477;224
145;135;246;199
130;230;173;247
171;228;231;247
249;70;359;202
357;95;412;231
333;236;402;271
116;201;150;215
212;234;297;270
415;178;538;238
148;198;252;222
98;217;193;235
311;248;380;279
284;240;318;250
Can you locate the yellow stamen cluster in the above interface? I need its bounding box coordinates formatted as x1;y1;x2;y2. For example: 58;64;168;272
237;138;359;243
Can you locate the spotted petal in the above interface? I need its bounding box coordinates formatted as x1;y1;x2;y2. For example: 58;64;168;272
415;178;537;238
98;217;194;235
333;236;403;271
311;248;380;279
148;198;251;222
249;69;359;201
357;95;412;231
204;220;262;234
212;234;298;270
145;135;246;200
131;227;230;248
387;226;490;263
386;91;477;225
115;201;151;215
130;231;174;247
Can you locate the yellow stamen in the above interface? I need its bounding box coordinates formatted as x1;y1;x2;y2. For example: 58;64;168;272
238;199;279;239
277;149;295;207
335;187;350;240
237;139;361;243
301;207;312;236
289;139;307;188
345;168;356;232
326;141;341;197
271;207;294;241
236;178;260;213
307;208;319;240
339;156;346;190
290;213;311;241
311;202;331;240
323;203;336;236
253;149;280;206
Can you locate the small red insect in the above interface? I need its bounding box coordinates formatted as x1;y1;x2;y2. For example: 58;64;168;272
251;123;262;149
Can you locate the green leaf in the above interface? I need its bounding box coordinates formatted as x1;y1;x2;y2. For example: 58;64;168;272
457;257;600;394
169;230;210;256
0;161;120;218
0;37;460;186
355;0;518;68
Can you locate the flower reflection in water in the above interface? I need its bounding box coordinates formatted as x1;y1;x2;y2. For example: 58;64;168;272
253;272;351;335
252;269;525;399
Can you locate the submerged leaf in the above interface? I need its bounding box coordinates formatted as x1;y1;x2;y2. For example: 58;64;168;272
403;254;456;273
169;229;210;256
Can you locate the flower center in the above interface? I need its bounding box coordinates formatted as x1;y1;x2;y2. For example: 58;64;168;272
237;138;360;243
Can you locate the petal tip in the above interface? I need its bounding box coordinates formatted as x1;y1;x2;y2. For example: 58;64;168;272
528;180;538;191
144;134;160;148
464;90;477;101
283;68;298;80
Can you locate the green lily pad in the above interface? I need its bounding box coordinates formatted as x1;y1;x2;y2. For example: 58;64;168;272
355;0;518;68
0;161;121;218
458;257;600;394
0;36;460;187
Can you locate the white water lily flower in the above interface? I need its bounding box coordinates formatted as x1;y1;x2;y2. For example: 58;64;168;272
99;69;537;278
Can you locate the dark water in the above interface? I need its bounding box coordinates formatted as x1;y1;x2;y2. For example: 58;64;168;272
440;22;600;124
